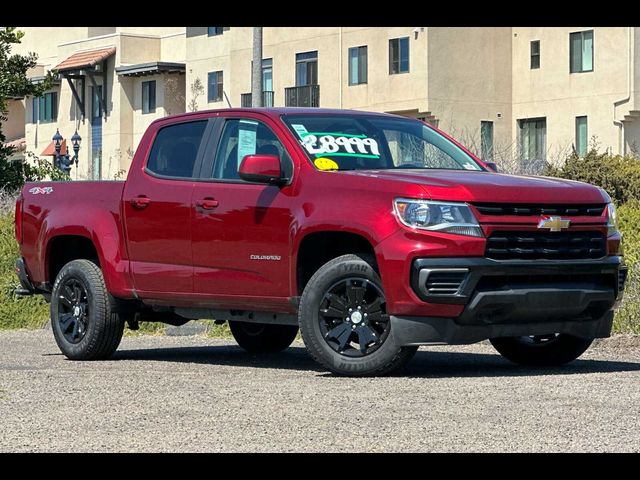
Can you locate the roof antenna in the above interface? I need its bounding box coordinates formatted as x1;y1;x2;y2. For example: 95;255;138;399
223;90;232;108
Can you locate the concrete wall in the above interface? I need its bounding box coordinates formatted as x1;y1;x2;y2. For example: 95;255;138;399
185;27;430;114
512;27;629;161
427;27;513;159
4;100;25;141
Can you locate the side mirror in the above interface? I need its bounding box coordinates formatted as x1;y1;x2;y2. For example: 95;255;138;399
485;161;498;172
238;154;283;185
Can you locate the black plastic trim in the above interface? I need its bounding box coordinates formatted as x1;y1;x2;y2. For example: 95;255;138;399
411;256;624;305
390;311;614;346
15;257;35;295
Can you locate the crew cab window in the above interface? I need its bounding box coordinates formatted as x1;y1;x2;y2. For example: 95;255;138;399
146;121;207;178
211;119;293;181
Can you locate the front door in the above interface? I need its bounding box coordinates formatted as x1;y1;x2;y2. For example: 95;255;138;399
191;115;296;305
123;119;210;296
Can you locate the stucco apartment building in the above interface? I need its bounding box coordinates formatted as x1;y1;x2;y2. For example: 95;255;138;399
4;26;639;179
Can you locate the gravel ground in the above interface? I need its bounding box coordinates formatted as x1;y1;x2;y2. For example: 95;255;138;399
1;329;639;452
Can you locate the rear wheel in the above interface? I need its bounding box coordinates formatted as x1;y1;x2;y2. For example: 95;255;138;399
298;254;417;376
490;334;593;367
51;259;124;360
229;321;299;353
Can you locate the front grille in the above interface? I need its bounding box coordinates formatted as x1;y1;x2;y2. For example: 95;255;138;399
424;270;468;295
474;203;605;216
486;231;606;260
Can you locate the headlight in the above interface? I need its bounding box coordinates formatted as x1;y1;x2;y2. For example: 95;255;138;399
393;198;483;237
607;203;619;237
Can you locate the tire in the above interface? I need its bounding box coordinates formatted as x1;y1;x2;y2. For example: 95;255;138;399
50;259;124;360
298;253;417;377
490;334;593;367
229;321;299;353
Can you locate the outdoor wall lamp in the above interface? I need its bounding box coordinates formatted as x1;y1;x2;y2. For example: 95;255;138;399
52;129;81;175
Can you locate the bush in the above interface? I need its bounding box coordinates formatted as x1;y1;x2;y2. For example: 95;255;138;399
0;211;49;329
542;148;640;205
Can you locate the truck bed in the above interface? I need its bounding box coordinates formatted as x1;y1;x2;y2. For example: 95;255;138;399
19;180;128;291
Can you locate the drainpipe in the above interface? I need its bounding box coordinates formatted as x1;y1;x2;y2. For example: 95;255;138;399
339;26;343;108
614;27;632;155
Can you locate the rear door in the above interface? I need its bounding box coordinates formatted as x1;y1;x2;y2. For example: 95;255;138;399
123;119;212;296
190;113;297;304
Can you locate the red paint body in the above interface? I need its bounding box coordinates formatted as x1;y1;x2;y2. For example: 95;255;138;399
17;108;616;318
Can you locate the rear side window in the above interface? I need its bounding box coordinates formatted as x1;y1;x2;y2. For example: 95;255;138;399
146;121;207;178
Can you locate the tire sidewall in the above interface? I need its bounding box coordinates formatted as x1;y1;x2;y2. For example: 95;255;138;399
299;256;404;375
51;261;103;359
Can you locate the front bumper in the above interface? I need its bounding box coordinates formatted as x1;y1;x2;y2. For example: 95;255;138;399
393;256;627;345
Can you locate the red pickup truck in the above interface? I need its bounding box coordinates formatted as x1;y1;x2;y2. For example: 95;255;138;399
15;108;627;376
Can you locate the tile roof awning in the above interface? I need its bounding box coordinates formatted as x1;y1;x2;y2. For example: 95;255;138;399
4;137;26;151
54;47;116;73
115;62;186;77
41;139;68;156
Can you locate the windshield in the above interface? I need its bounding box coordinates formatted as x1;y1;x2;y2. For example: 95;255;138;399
282;114;483;172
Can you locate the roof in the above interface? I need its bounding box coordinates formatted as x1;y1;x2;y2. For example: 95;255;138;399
40;139;68;156
154;107;402;125
3;137;26;151
54;47;116;72
115;61;185;77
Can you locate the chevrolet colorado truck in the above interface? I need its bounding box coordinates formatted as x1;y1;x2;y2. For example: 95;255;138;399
15;108;627;376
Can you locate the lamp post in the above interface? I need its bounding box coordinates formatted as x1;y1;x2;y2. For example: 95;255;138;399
52;129;81;176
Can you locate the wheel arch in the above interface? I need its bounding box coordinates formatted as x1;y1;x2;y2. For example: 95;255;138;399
294;229;380;296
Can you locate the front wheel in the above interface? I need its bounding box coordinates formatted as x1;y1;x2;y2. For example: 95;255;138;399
490;334;593;367
298;254;417;376
51;259;124;360
229;321;299;353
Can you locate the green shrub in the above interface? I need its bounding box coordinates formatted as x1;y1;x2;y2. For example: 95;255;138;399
0;212;49;329
542;148;640;205
617;200;640;269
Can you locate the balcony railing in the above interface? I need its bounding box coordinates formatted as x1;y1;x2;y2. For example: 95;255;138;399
284;85;319;107
240;91;275;108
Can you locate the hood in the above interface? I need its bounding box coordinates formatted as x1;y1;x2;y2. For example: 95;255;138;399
340;169;609;204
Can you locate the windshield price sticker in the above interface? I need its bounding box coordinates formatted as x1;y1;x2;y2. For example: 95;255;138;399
300;133;380;158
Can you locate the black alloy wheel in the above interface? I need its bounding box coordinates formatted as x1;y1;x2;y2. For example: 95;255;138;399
57;277;90;344
318;277;390;357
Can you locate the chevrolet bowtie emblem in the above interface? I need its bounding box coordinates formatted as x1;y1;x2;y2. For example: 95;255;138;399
537;216;571;232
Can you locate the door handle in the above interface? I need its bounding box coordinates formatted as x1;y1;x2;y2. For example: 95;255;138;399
196;198;219;210
131;196;151;209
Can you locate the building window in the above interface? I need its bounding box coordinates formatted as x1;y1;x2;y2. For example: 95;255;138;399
575;116;588;156
208;71;224;102
519;118;547;166
91;86;102;119
262;58;273;91
142;80;156;114
208;27;224;36
296;51;318;86
530;40;540;69
481;121;494;161
348;46;368;85
262;58;273;107
36;92;58;123
570;30;593;73
389;37;410;74
31;97;38;123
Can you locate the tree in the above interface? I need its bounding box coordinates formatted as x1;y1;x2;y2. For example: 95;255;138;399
188;78;204;112
0;27;54;190
251;27;263;107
